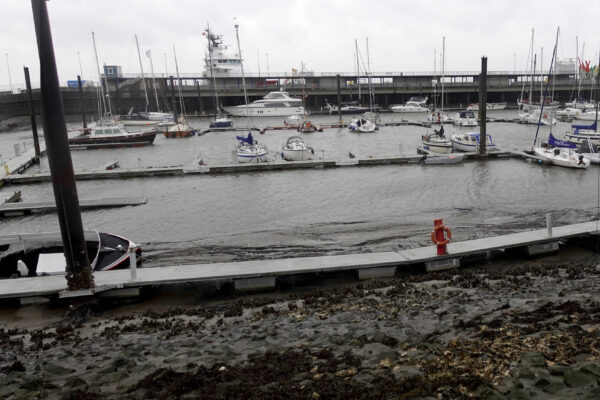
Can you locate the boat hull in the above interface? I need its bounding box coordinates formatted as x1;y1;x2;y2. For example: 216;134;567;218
69;130;157;148
533;147;590;169
223;106;305;117
281;149;312;161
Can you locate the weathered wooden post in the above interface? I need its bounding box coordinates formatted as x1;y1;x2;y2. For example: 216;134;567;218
23;66;41;157
336;74;342;126
77;75;87;129
31;0;94;290
479;56;487;155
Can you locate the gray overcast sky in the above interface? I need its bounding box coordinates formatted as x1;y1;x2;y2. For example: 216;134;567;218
1;0;599;89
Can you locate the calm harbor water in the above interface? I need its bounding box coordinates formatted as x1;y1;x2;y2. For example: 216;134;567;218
1;110;598;266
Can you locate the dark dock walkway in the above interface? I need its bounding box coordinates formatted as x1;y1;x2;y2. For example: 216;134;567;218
0;197;147;216
0;220;596;303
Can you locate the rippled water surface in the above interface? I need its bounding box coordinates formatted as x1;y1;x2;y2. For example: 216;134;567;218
1;110;598;266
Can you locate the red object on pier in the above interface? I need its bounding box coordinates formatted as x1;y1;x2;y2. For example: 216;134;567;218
430;218;452;255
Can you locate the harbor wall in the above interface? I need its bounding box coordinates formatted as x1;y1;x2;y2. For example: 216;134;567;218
0;71;584;119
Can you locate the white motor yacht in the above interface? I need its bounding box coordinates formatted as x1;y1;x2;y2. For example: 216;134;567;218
466;102;507;111
391;104;429;113
223;91;305;117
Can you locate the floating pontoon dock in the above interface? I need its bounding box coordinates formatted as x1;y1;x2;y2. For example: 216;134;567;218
1;220;597;304
1;151;516;185
0;197;147;217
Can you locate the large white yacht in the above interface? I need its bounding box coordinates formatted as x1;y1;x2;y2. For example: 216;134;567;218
203;29;242;77
222;91;305;117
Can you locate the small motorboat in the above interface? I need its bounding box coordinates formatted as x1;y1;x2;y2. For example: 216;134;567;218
236;132;268;163
453;110;478;127
451;132;496;152
209;115;233;129
0;230;140;278
421;126;453;154
69;119;157;148
281;136;314;161
577;138;600;164
424;153;465;165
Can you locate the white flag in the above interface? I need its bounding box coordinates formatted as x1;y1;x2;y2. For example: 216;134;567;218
145;49;151;58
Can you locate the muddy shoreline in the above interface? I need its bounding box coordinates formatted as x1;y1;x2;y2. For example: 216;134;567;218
1;250;600;399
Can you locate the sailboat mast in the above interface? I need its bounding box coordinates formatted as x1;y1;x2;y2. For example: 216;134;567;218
529;30;535;107
206;23;220;117
173;45;185;118
135;34;149;110
366;37;373;111
441;36;445;121
234;21;250;129
540;47;543;105
355;39;361;103
147;51;160;111
530;55;536;107
91;31;107;117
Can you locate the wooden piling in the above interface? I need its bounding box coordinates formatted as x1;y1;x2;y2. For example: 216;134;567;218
24;66;41;157
31;0;94;290
336;74;342;125
479;56;487;155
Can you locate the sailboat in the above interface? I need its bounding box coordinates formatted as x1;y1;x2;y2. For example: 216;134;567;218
348;39;378;133
164;45;197;138
428;39;450;123
423;37;452;153
531;28;589;169
205;24;233;129
296;61;322;133
233;22;268;163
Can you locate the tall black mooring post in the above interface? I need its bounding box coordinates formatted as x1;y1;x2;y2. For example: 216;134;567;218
479;57;487;155
23;66;41;157
31;0;94;290
77;75;87;129
336;74;342;126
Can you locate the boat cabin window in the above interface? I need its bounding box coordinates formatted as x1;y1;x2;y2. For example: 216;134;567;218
264;92;289;99
264;102;287;108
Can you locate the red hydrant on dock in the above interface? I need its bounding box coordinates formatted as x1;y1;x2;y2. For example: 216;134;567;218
431;218;452;255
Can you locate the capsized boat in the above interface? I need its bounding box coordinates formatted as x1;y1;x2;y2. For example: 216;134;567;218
0;230;140;278
519;109;556;125
297;120;322;133
451;132;496;152
236;132;268;163
281;135;314;161
348;117;377;132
